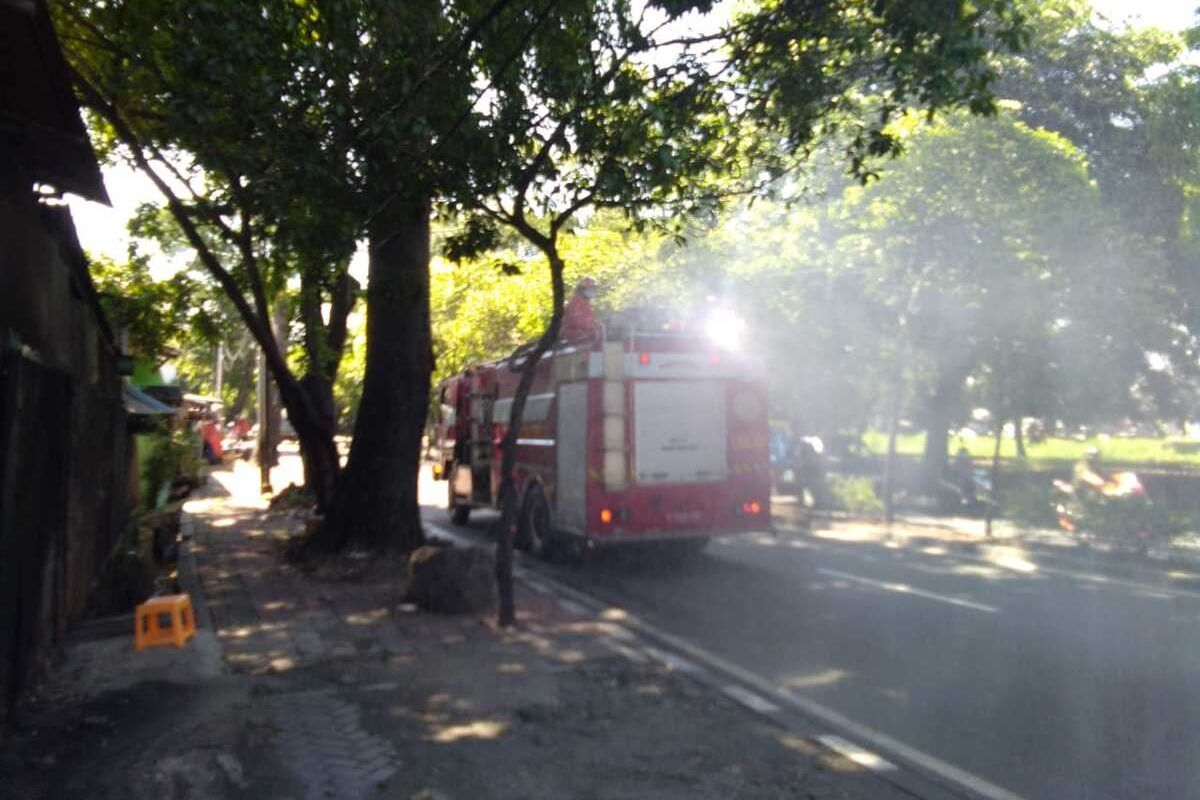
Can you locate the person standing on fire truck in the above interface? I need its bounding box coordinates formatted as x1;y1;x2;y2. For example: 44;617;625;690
561;277;601;342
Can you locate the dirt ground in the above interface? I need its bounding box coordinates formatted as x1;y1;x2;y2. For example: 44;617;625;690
1;462;892;800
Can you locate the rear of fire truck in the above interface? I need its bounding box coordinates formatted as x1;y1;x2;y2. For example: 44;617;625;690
433;296;771;555
564;330;771;549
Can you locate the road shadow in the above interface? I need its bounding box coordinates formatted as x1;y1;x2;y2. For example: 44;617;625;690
421;503;762;582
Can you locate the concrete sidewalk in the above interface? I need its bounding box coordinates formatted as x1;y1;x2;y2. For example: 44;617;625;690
5;462;912;800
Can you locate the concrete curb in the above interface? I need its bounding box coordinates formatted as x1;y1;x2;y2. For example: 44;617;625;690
177;510;215;633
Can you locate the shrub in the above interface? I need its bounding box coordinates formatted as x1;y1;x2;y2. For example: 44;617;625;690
1077;493;1187;543
1001;483;1059;530
828;475;883;516
141;428;201;509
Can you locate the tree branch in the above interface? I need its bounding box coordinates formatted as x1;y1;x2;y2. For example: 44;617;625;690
233;188;273;327
68;64;289;379
360;0;566;234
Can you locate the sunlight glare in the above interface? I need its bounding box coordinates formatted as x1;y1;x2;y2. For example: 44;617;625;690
705;307;745;351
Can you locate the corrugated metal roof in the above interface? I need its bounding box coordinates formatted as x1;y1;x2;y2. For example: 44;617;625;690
123;383;175;416
0;0;109;204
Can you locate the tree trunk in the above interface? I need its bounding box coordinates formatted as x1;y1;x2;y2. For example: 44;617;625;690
278;378;340;508
309;196;432;554
494;248;567;627
225;356;254;421
922;413;949;496
297;268;356;505
1014;417;1027;459
985;418;1003;537
920;365;965;493
883;373;902;526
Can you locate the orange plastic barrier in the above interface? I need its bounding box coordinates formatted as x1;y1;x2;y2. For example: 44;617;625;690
134;594;196;651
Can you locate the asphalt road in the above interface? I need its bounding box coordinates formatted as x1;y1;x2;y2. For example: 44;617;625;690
424;494;1200;800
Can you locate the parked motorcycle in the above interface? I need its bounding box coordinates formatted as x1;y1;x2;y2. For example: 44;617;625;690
938;465;993;516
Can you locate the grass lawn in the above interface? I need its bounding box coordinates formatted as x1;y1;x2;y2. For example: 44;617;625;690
860;431;1200;470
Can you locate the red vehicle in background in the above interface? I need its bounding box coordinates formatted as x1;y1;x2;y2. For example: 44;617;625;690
431;305;772;558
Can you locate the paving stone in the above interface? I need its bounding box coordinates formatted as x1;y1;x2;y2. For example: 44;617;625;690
267;693;400;800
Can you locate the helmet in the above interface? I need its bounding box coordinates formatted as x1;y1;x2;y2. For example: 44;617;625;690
576;277;598;299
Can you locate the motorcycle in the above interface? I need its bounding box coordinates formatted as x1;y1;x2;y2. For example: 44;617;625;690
1051;471;1158;553
939;466;993;516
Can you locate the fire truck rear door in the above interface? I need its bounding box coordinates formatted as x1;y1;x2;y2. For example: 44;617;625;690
555;382;588;532
633;379;727;485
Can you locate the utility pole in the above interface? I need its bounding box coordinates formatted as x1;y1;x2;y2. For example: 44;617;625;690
214;342;224;405
256;302;288;496
257;346;273;494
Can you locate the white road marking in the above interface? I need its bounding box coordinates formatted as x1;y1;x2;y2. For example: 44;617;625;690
603;640;649;664
643;646;705;675
525;580;553;596
722;684;780;714
817;734;898;772
424;516;1028;800
817;568;1000;614
1035;563;1200;601
557;598;590;616
774;520;1200;603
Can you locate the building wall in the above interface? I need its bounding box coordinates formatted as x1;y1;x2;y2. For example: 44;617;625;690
0;158;129;718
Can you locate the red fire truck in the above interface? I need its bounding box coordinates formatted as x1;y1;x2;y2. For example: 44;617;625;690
432;318;771;557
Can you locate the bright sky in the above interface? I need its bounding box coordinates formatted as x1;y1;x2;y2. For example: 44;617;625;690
65;0;1199;271
1092;0;1196;30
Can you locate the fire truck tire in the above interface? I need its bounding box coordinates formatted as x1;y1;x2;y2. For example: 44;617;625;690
519;484;555;560
448;488;471;526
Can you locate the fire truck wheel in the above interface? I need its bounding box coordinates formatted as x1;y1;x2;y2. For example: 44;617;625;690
519;484;555;560
448;488;471;526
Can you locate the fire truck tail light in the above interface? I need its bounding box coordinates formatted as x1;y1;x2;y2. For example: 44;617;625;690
740;501;762;515
638;352;651;365
600;508;613;524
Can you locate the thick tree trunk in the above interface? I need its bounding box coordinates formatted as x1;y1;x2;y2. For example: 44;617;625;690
920;366;964;493
923;415;950;495
309;196;432;553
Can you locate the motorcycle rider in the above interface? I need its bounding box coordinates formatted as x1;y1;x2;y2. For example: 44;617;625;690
1073;447;1108;496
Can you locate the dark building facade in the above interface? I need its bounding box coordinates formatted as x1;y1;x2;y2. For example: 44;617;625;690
0;0;128;716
